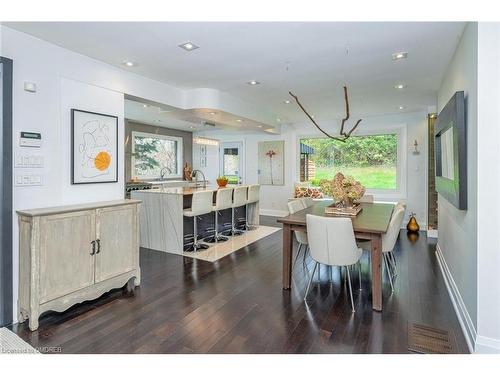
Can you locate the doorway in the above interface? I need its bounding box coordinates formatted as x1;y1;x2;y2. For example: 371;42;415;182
220;142;244;185
0;56;13;327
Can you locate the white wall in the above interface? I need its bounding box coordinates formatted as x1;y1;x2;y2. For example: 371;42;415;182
0;26;194;322
436;22;478;351
196;110;428;222
475;22;500;354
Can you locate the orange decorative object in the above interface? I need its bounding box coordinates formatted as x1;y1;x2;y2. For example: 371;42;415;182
406;213;420;233
94;151;111;171
216;176;229;188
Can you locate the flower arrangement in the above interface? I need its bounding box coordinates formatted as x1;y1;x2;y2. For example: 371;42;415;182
322;172;365;207
216;176;229;188
266;149;277;185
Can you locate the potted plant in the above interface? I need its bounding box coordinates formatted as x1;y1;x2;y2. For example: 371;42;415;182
216;176;229;188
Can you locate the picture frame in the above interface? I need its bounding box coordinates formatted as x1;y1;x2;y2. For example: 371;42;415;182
71;109;118;184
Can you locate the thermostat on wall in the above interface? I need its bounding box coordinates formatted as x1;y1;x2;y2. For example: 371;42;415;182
19;132;42;148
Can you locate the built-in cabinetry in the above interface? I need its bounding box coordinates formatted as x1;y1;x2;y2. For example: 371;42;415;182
17;199;141;331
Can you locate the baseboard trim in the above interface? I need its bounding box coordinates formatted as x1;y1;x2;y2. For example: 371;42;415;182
260;209;288;217
475;335;500;354
435;244;476;353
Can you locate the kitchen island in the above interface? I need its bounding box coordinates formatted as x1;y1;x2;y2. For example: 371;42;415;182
131;186;260;255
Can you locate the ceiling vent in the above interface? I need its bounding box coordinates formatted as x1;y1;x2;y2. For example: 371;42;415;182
202;121;216;127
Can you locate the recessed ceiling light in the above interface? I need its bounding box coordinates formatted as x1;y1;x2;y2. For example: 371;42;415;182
399;106;405;110
123;61;137;67
311;115;315;119
236;119;243;122
178;41;199;51
247;80;260;85
143;104;148;108
190;126;195;129
394;84;407;90
284;100;291;104
276;118;281;122
392;52;408;60
209;112;217;115
258;125;263;128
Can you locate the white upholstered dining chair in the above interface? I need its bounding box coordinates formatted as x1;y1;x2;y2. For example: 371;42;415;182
305;214;363;312
380;205;405;291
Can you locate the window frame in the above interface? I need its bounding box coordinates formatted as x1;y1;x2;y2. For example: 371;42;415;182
296;125;407;200
131;131;183;180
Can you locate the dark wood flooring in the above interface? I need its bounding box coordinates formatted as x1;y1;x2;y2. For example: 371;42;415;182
10;216;469;353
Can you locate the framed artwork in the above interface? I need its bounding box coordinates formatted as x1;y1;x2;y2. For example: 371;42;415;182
258;140;284;185
71;109;118;184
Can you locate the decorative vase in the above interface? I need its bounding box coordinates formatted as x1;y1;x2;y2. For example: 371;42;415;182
406;213;420;232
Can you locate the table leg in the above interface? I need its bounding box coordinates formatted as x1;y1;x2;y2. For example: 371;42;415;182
371;233;383;311
282;223;293;289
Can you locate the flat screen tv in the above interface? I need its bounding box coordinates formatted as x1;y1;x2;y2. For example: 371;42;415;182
434;91;467;210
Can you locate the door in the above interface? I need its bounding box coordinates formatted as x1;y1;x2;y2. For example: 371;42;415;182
39;210;96;304
220;142;244;185
0;57;13;325
94;205;136;282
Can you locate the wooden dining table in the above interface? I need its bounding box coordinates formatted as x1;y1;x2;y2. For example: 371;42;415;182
277;200;394;311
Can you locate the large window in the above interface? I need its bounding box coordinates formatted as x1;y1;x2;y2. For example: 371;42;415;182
300;134;398;190
131;131;183;179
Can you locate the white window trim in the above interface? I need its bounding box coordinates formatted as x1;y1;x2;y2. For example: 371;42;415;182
295;125;407;200
131;131;183;180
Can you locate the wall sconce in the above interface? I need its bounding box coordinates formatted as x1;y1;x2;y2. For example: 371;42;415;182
412;140;420;155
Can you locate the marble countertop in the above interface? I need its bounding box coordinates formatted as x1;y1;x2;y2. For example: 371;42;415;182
132;186;218;195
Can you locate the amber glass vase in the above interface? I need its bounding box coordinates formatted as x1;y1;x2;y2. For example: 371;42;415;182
406;213;420;232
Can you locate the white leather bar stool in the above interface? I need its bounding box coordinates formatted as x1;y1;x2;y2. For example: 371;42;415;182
205;187;233;243
245;184;260;230
225;186;247;236
183;190;214;251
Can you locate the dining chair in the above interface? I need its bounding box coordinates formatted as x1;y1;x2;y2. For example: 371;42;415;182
356;194;374;203
301;197;315;208
305;214;363;312
381;205;405;291
287;199;309;268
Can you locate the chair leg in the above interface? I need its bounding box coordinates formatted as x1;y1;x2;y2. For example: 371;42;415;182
383;253;395;292
190;216;209;252
303;245;308;263
388;252;397;276
304;262;318;301
329;266;333;283
293;243;303;268
346;266;355;312
358;262;362;290
317;264;321;282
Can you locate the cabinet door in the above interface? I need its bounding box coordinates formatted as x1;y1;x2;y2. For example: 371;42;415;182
94;204;137;283
39;210;96;304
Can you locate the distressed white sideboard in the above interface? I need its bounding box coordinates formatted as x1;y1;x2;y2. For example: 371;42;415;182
17;199;141;331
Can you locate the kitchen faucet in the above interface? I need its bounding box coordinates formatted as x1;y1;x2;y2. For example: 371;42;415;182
191;169;207;189
159;166;172;180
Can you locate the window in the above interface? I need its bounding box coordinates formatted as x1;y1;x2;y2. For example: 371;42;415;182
300;133;399;190
131;131;183;179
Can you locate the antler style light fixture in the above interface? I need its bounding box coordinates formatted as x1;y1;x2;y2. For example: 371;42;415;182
289;86;362;142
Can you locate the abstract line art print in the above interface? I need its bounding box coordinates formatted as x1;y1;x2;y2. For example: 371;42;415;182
71;109;118;184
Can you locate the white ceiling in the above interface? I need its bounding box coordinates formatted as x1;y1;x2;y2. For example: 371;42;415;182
5;22;465;123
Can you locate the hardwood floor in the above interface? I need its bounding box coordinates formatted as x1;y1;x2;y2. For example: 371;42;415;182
10;216;469;353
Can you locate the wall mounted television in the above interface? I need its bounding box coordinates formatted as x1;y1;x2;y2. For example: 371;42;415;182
434;91;467;210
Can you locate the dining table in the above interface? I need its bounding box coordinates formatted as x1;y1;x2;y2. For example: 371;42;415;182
276;200;395;311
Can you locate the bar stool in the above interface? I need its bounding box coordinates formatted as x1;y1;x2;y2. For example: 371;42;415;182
225;186;247;236
183;190;214;252
245;184;260;230
205;187;233;243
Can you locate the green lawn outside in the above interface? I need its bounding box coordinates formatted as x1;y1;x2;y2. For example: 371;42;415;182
309;165;397;190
